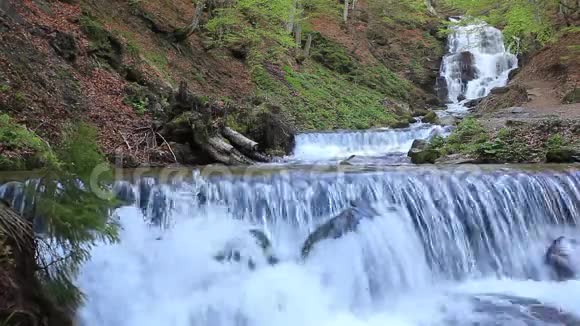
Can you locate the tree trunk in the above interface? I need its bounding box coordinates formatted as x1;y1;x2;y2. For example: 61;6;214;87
174;0;207;42
343;0;349;23
303;33;312;57
221;127;259;152
294;24;302;47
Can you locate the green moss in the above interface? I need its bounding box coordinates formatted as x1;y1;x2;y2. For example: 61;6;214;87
79;15;110;51
0;114;57;170
0;84;9;93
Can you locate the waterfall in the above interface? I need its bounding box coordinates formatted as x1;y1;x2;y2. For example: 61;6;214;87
19;167;571;326
437;18;518;115
289;124;449;162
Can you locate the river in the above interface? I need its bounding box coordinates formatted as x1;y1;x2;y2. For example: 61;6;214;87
1;19;579;326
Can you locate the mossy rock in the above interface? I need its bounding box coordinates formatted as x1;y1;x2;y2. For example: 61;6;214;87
408;139;440;164
391;120;411;129
422;111;438;124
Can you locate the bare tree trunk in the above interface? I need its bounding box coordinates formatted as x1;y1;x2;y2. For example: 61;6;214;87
343;0;349;23
294;24;302;47
221;127;259;152
424;0;438;16
303;33;312;57
174;0;207;41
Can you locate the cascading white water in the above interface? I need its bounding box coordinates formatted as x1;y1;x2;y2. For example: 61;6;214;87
438;18;518;115
12;168;566;326
2;168;580;325
289;124;449;162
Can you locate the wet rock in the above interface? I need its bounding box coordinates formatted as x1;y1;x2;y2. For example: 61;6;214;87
435;76;449;102
457;94;466;102
490;86;511;95
392;120;411;129
438;115;457;126
408;139;440;164
464;98;483;108
545;236;580;280
458;51;477;83
422;111;438;124
467;294;580;325
412;108;429;117
301;202;380;259
546;148;580;163
508;67;520;81
50;31;77;62
215;229;279;269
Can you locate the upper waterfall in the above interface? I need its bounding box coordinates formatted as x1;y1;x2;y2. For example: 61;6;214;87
437;18;518;115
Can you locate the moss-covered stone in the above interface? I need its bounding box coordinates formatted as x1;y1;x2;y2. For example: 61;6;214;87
422;111;438;124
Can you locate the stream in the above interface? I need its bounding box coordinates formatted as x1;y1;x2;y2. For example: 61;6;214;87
1;19;578;326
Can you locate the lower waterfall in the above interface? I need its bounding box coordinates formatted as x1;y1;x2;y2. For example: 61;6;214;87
61;167;580;326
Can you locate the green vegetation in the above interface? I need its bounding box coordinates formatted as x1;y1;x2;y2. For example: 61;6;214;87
0;116;117;310
442;0;573;52
0;84;9;93
252;61;411;130
204;0;295;55
0;114;57;170
429;118;533;162
30;124;117;309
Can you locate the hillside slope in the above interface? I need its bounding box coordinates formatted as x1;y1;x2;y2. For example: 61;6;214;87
0;0;445;167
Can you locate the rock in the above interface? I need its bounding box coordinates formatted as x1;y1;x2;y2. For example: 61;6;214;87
490;86;511;95
545;236;580;281
339;154;356;166
301;202;380;258
408;139;440;164
422;111;438;124
412;108;429;117
435;153;477;164
392;120;411;129
435;76;449;103
457;94;466;102
215;229;279;269
458;52;477;81
438;115;457;126
546;148;580;163
508;67;521;81
464;98;483;108
50;31;77;61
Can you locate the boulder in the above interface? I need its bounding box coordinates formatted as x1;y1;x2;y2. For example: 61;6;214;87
438;115;457;126
546;148;580;163
458;51;477;83
215;229;279;269
490;86;511;95
464;98;483;108
435;76;449;103
392;120;411;129
422;111;438;124
508;67;521;81
545;236;580;281
457;94;466;102
408;139;440;164
301;203;380;258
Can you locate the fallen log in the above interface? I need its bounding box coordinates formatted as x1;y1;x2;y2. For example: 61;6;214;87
200;135;255;165
221;127;259;152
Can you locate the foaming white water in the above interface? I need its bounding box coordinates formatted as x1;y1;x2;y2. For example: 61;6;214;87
290;125;448;162
439;19;518;115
